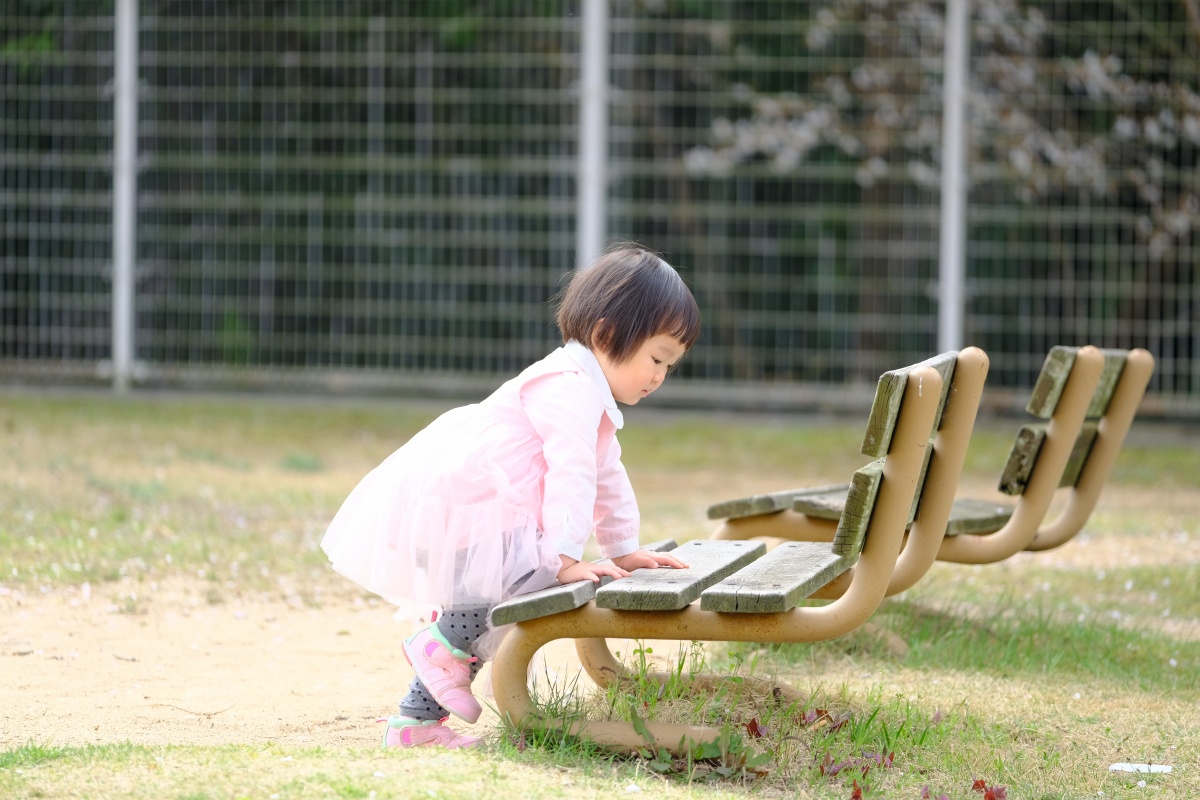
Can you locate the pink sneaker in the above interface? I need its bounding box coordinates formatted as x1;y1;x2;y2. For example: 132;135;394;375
379;716;481;749
402;626;483;724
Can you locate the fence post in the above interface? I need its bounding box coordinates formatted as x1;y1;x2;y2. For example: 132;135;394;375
576;0;609;267
111;0;139;391
938;0;970;352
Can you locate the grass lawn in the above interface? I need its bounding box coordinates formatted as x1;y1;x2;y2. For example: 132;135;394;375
1;389;1197;799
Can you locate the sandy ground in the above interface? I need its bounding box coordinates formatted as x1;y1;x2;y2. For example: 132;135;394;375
3;523;1195;753
0;577;634;750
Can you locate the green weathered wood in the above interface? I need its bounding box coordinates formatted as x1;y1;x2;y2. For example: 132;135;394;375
699;541;857;613
943;497;1015;536
860;370;907;458
594;539;766;611
791;484;851;520
487;539;677;627
706;484;846;521
488;578;601;627
998;425;1046;495
830;459;884;557
997;421;1101;496
1026;346;1077;418
859;351;956;458
1060;422;1099;487
1086;350;1128;418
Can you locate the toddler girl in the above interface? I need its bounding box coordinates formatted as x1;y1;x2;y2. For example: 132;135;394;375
321;245;699;749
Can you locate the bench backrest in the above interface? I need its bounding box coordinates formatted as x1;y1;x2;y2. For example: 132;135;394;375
998;347;1129;496
831;352;955;557
861;350;957;457
859;350;958;525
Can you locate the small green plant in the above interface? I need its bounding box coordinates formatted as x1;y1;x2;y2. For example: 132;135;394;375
607;639;708;717
0;741;71;769
629;708;772;780
500;661;611;758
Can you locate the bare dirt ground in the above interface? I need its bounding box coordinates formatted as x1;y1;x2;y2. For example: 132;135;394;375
0;576;542;750
2;575;695;751
3;482;1197;753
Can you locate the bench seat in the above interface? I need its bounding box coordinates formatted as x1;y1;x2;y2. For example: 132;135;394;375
489;538;679;627
492;536;858;623
700;541;855;613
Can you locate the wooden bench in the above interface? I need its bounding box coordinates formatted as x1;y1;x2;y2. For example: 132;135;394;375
707;345;1155;571
489;356;946;754
707;348;989;597
942;345;1154;561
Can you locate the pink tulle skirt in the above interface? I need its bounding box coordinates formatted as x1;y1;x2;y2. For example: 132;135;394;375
321;405;562;654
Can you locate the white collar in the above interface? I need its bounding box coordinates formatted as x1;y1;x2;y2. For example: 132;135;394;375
563;340;624;429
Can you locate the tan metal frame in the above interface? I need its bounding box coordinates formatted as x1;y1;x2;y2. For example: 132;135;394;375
490;366;943;753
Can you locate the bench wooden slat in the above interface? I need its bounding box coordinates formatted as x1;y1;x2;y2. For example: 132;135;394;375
488;539;677;627
997;425;1044;496
860;370;907;458
831;459;884;557
699;541;856;613
790;486;1017;538
943;497;1014;536
1026;346;1077;419
1087;350;1128;418
997;421;1100;496
706;483;848;521
790;484;850;520
861;351;958;458
593;539;766;611
1061;423;1099;486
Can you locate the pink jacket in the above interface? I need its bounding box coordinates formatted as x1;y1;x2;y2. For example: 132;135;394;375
481;340;641;562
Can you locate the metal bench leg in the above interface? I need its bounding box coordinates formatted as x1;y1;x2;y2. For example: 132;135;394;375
492;612;723;753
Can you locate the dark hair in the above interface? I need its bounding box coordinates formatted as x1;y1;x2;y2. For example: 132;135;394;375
554;243;700;364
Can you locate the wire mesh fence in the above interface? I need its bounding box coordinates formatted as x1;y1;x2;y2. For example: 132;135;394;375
2;1;1197;412
2;4;114;378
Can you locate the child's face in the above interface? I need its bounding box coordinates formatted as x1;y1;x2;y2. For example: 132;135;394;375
595;333;686;405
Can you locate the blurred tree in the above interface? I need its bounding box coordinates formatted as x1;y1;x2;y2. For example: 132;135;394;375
686;0;1200;262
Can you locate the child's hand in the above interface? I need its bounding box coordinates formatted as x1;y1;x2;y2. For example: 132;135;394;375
557;555;630;584
611;549;689;573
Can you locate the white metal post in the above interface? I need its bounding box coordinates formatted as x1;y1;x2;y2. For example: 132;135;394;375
112;0;139;391
938;0;970;352
576;0;609;267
